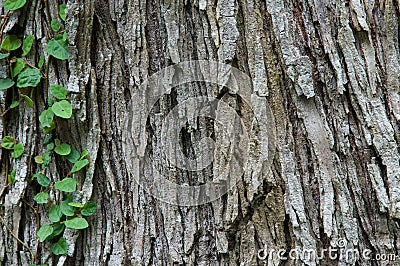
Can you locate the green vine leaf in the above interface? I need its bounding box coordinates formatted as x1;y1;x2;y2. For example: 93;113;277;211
22;94;34;107
11;58;25;77
51;100;72;118
34;173;50;187
12;143;24;158
50;84;67;100
34;155;44;164
22;34;34;55
60;195;76;216
42;151;52;168
47;223;64;240
70;159;89;173
4;0;27;10
39;109;54;128
49;205;62;223
0;53;10;59
0;78;15;91
10;101;20;109
64;217;89;229
1;136;15;150
67;149;80;163
51;19;61;32
55;178;76;192
37;224;53;242
68;202;83;208
46;37;68;60
59;4;66;21
54;143;71;156
47;142;55;150
81;201;97;216
7;169;16;185
51;237;68;255
38;55;45;68
1;35;22;51
34;192;49;204
17;68;42;88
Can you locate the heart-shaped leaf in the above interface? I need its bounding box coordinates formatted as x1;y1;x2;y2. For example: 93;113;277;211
4;0;27;10
55;178;76;192
64;217;88;229
51;100;72;118
1;35;21;50
0;78;15;90
51;237;67;255
37;224;53;242
17;68;41;88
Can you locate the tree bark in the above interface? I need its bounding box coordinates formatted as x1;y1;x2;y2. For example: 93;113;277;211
1;0;400;265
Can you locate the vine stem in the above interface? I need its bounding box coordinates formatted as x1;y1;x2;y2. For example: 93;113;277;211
0;214;34;262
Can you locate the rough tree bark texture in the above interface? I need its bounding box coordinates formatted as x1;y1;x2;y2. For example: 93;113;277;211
1;0;400;265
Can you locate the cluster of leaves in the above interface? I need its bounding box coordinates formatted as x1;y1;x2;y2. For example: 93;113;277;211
31;85;94;256
0;1;97;262
0;3;67;92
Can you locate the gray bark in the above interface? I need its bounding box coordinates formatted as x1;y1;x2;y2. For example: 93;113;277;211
1;0;400;265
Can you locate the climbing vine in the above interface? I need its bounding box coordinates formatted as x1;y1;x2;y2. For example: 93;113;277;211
0;1;96;265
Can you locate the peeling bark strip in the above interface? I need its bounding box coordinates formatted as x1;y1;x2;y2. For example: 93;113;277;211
1;0;400;265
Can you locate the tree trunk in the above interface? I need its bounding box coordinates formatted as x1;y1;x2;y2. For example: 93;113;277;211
1;0;400;265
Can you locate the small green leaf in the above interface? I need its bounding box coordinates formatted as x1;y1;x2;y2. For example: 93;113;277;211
67;149;80;163
22;94;34;107
0;78;15;90
34;173;50;187
39;109;54;128
51;100;72;118
0;53;10;59
46;38;68;60
55;178;76;192
11;58;25;77
51;19;61;32
50;84;67;100
1;136;15;150
55;139;61;146
51;237;67;255
47;142;55;150
70;159;89;173
10;101;20;109
34;155;44;164
42;151;52;168
60;195;76;216
68;202;84;208
64;217;88;230
12;143;24;158
38;55;45;68
17;68;41;88
8;169;16;184
48;98;54;107
34;192;49;204
54;143;71;156
81;202;97;216
59;4;66;21
37;224;53;242
49;205;62;223
80;150;89;159
4;0;27;10
1;35;22;51
22;35;34;55
47;223;64;240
